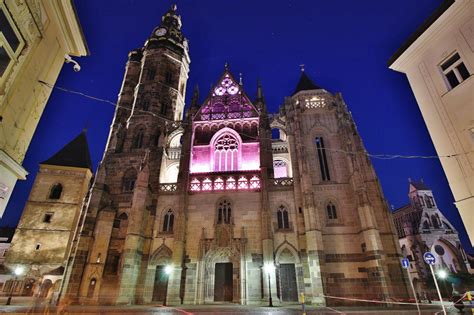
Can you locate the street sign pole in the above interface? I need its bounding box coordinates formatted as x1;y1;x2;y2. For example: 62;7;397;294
406;268;421;315
429;263;446;315
402;258;420;315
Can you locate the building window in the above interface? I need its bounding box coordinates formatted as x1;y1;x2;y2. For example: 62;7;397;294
162;209;174;232
361;242;366;253
160;102;168;116
217;199;232;224
425;195;433;208
132;129;145;149
142;100;150;111
165;70;174;85
315;137;330;181
35;243;41;251
87;278;96;298
43;213;53;223
326;202;337;220
214;133;239;172
147;68;156;81
273;160;288;178
440;53;471;90
0;5;24;79
277;205;290;229
122;169;137;192
49;183;63;200
104;254;120;274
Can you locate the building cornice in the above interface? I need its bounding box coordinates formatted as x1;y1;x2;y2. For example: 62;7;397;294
0;150;28;179
48;0;89;56
388;0;471;72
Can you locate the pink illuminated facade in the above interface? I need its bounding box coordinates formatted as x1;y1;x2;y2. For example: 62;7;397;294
191;72;260;172
189;70;262;191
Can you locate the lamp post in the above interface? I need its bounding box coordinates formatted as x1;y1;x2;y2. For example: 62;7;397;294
6;267;24;305
163;265;173;306
263;263;275;307
437;269;449;296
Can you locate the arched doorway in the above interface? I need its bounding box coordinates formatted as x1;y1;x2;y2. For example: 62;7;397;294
275;245;301;302
152;265;169;303
39;279;52;298
214;262;233;301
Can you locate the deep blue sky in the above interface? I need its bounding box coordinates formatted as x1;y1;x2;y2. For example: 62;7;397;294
2;0;471;250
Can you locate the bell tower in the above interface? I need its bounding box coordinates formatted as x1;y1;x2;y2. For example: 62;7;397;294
61;4;190;305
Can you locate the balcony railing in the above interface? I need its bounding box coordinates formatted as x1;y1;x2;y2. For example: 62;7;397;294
272;141;289;153
189;171;261;192
159;183;178;193
273;177;294;186
166;147;181;160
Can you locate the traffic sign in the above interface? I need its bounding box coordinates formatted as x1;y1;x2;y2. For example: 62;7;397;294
401;258;410;269
423;252;436;265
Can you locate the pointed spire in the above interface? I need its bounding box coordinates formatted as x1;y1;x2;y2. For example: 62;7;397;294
292;67;322;96
239;73;243;86
224;62;229;71
256;78;264;102
40;131;92;171
191;84;200;108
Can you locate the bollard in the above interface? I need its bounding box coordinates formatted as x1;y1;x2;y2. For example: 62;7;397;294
300;292;306;315
467;291;473;314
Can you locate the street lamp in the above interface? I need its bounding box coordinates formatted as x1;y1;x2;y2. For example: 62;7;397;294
263;263;275;307
163;265;173;306
437;269;447;279
6;266;24;305
437;269;449;296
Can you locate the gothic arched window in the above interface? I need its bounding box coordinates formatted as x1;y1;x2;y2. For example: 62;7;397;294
49;183;63;199
214;133;239;172
132;128;145;149
326;202;337;220
87;278;96;298
422;220;430;230
122;169;137;192
162;209;174;232
277;205;290;229
431;215;440;229
217;199;232;224
315;137;330;181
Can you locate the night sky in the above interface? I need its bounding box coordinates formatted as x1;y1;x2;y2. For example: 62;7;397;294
2;0;471;250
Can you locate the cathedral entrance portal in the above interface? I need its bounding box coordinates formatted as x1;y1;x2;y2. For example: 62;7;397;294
214;263;233;302
279;263;298;301
152;266;168;303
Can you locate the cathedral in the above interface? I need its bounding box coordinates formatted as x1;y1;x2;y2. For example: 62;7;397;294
61;5;410;306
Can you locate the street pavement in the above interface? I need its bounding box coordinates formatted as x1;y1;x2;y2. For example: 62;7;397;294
0;298;466;314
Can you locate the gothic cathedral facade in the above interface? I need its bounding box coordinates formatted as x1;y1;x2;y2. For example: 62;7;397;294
62;5;410;306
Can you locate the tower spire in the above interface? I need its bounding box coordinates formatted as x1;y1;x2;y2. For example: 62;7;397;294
256;78;264;102
191;84;200;108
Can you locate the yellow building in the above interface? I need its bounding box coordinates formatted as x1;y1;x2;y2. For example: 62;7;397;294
389;0;474;246
0;0;88;217
4;132;92;299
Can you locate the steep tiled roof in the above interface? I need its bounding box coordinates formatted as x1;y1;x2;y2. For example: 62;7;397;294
292;71;322;95
40;132;92;170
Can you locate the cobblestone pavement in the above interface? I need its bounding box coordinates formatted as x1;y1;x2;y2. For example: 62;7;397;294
0;303;463;315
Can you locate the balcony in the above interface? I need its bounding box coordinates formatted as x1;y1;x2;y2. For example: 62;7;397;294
272;141;289;153
158;183;178;193
189;171;261;193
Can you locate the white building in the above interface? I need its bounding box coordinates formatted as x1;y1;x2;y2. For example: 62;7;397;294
0;0;88;217
392;180;471;295
389;0;474;246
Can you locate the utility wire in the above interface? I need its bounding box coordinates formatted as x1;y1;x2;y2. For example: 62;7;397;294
39;80;471;161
